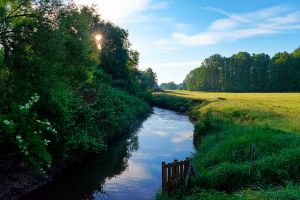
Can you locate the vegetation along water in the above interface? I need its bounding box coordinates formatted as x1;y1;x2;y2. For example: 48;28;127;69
20;107;195;200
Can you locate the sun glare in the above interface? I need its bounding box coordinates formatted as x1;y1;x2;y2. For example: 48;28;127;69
95;34;102;41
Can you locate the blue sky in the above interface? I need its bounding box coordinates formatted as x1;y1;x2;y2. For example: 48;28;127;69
76;0;300;83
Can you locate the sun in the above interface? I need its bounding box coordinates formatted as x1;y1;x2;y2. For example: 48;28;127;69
95;34;102;41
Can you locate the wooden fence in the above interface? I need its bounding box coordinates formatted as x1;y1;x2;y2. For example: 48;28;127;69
161;157;191;192
162;144;257;193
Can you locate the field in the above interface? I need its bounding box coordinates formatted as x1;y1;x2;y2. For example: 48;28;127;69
153;90;300;200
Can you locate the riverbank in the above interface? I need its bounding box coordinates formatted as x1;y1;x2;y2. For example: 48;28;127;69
0;92;151;200
152;90;300;200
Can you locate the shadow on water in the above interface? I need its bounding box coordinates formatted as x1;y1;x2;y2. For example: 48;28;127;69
20;107;195;200
21;130;140;200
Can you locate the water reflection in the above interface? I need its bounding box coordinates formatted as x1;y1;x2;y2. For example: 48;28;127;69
21;107;195;200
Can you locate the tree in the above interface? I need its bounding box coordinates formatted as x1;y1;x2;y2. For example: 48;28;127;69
96;21;131;89
291;47;300;90
230;52;251;91
250;53;270;91
268;52;292;91
139;68;157;91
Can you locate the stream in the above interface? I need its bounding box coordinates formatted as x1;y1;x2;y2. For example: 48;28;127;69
21;107;195;200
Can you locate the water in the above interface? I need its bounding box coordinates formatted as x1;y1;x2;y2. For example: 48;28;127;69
21;107;195;200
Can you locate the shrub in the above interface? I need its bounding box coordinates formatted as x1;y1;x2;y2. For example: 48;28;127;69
0;94;56;173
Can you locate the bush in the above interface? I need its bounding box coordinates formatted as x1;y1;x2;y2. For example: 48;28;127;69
0;94;55;172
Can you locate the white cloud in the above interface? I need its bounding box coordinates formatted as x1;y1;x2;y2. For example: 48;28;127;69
74;0;169;23
174;23;194;30
171;132;193;143
149;1;169;10
171;5;300;47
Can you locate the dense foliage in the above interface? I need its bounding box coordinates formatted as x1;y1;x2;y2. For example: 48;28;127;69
0;0;155;184
183;49;300;92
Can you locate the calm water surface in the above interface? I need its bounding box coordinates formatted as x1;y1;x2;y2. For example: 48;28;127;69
21;107;195;200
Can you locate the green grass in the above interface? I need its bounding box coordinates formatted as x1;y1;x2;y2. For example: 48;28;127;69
153;90;300;200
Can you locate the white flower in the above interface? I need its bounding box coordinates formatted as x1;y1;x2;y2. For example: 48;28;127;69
16;135;22;140
24;151;28;156
25;103;30;109
3;120;13;125
44;139;51;145
36;120;41;123
45;122;50;126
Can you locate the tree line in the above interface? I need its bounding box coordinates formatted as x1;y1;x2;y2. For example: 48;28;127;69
0;0;156;182
183;47;300;92
160;82;183;90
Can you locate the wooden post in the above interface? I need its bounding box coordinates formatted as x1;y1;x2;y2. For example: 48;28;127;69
184;157;189;176
174;160;178;187
251;144;256;172
167;163;172;192
162;162;167;192
179;161;184;181
184;158;192;186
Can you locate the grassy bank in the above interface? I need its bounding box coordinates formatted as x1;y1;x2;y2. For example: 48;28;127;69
153;90;300;200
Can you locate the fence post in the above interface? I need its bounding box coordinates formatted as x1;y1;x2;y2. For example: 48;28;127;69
162;162;167;192
184;157;189;176
179;161;184;181
167;163;172;192
174;159;178;187
184;158;192;186
250;144;256;173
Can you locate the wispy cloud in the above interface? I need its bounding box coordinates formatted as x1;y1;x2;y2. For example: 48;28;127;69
171;5;300;46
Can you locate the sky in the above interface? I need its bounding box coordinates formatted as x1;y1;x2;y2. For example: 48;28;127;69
75;0;300;84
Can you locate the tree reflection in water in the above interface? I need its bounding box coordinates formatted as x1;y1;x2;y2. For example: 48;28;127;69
21;128;142;200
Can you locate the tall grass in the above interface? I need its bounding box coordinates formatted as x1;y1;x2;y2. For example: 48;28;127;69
153;90;300;199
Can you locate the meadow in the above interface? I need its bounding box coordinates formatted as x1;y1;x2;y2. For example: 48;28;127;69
153;90;300;199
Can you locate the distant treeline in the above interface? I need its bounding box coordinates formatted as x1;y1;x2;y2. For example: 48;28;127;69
160;82;183;90
183;47;300;92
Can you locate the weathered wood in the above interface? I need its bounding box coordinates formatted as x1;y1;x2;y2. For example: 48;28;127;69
184;157;189;176
174;160;179;187
179;161;184;181
184;158;192;186
167;163;172;191
162;162;167;192
162;157;194;193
